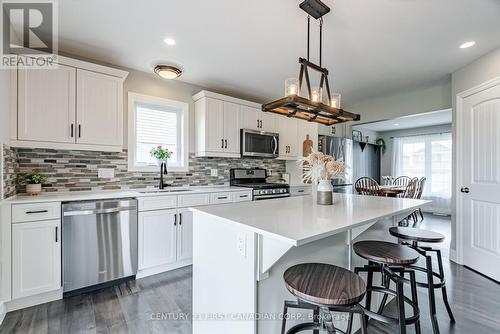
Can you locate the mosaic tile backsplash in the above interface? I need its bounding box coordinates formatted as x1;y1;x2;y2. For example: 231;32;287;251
4;146;286;195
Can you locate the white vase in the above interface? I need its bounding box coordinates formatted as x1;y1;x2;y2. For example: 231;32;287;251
26;184;42;196
317;179;334;205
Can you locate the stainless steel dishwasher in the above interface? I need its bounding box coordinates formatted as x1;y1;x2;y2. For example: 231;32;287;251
62;198;138;293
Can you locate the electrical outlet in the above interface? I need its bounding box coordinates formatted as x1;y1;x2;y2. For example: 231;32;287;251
211;169;218;177
98;168;115;179
237;234;246;258
268;169;273;176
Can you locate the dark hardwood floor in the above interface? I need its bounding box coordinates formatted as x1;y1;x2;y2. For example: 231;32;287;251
1;214;499;334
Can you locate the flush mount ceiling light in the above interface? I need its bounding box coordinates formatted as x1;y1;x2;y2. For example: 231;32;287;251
164;37;176;46
154;65;182;79
262;0;360;126
460;41;476;49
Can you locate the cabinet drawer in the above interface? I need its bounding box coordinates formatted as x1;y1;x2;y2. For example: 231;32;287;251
233;191;253;202
290;186;312;197
177;193;210;208
138;196;177;212
210;192;233;204
12;202;61;223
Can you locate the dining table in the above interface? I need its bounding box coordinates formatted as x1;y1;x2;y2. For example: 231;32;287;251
378;185;406;197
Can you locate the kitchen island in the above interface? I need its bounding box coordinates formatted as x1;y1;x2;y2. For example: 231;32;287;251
191;193;429;333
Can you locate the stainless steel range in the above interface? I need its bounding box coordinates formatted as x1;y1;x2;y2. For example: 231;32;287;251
230;168;290;200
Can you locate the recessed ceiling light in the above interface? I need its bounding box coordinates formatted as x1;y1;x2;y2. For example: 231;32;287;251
394;123;399;126
164;37;176;46
459;41;476;49
154;65;182;79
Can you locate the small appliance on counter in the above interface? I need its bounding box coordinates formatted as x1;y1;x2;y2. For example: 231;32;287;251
240;129;279;158
230;168;289;200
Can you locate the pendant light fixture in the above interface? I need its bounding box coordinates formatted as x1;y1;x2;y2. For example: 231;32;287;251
262;0;360;126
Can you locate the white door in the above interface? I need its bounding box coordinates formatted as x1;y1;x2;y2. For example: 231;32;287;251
205;98;225;153
18;65;76;143
240;106;259;131
459;82;500;281
177;208;193;262
260;112;276;133
138;209;177;270
76;69;123;146
223;101;240;154
12;220;61;299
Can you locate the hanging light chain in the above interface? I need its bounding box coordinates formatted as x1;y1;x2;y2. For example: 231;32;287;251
319;17;323;67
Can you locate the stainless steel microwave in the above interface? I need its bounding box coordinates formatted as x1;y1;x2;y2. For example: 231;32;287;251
241;129;279;158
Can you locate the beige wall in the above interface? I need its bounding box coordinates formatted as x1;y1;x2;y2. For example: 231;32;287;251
123;69;205;153
347;77;452;125
450;46;500;253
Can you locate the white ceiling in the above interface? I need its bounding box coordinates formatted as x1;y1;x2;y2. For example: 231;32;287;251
354;109;452;132
55;0;500;105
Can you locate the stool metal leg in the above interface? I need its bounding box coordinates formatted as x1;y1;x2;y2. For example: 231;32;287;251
409;270;421;334
313;307;320;334
436;249;456;323
364;266;374;323
396;279;407;334
425;254;440;334
281;302;289;334
319;307;337;334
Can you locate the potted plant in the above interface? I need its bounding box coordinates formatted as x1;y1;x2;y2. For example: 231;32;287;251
19;172;47;195
150;145;173;166
300;152;346;205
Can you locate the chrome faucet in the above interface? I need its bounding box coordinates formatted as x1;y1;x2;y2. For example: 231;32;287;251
159;162;169;189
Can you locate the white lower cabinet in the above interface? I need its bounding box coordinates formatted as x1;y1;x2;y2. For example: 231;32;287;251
12;220;61;299
177;208;193;262
138;209;177;270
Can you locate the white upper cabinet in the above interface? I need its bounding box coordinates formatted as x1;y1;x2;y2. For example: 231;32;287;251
241;106;276;132
12;55;128;152
194;92;242;158
276;117;298;159
76;69;123;147
18;65;76;143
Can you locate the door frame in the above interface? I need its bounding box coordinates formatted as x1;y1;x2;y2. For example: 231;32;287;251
455;75;500;265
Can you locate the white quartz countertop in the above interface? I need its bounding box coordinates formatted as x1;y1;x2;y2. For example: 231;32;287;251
191;193;430;246
3;186;250;204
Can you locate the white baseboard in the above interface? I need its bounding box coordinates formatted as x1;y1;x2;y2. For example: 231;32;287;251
449;249;458;263
136;259;192;279
0;302;6;326
6;289;63;312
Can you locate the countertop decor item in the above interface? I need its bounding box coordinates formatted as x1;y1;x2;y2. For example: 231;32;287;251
299;151;346;205
261;0;360;126
18;171;47;195
150;145;172;166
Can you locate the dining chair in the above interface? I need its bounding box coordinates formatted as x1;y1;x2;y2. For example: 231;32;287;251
412;177;427;223
355;177;381;196
398;178;419;226
393;176;412;187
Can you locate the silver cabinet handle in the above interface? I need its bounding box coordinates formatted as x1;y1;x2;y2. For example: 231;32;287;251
239;195;248;198
179;212;182;225
174;214;177;226
217;196;228;200
78;124;82;138
70;124;74;138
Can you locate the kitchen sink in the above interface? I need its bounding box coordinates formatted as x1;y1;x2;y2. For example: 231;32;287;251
138;189;193;194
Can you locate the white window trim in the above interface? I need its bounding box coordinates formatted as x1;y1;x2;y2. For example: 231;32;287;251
128;92;189;172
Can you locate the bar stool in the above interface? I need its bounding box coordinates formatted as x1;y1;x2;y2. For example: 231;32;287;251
389;227;456;334
352;241;421;334
281;263;367;334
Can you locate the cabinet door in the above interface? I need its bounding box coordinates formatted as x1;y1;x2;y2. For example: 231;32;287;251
138;209;177;270
223;101;240;154
18;65;76;143
277;117;299;158
205;98;225;152
240;105;259;131
12;220;61;299
260;112;276;133
177;209;193;262
287;119;298;157
76;69;123;146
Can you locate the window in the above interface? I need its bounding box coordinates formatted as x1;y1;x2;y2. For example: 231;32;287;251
128;93;189;172
392;132;452;214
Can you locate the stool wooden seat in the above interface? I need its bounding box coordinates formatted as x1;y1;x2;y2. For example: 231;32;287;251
284;263;366;306
389;227;444;243
353;241;419;265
